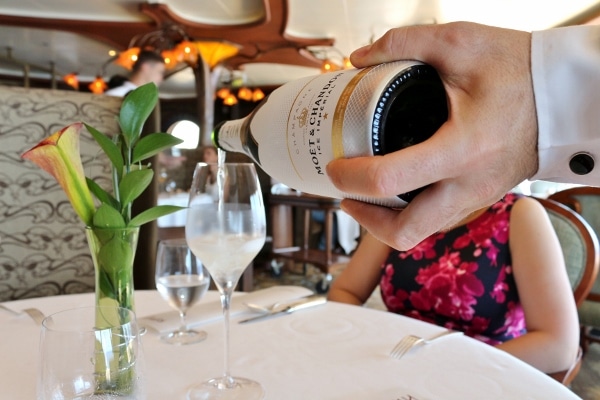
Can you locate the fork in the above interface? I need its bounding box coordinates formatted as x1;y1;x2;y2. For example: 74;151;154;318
0;304;45;326
390;329;463;360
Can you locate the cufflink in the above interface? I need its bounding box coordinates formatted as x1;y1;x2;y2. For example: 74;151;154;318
569;152;595;175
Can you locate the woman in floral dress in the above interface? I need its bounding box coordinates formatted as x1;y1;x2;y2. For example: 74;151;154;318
328;193;579;374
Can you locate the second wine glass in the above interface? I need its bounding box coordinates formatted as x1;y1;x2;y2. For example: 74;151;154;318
155;238;210;345
185;162;266;400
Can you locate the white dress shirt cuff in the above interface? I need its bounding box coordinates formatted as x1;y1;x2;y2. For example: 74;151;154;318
530;25;600;184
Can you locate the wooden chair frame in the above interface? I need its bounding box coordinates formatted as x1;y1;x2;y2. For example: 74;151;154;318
535;197;600;386
536;198;600;307
548;187;600;353
549;186;600;302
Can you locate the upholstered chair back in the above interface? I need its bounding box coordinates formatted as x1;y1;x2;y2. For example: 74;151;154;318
0;86;123;300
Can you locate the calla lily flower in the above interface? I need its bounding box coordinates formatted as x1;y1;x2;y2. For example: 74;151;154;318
21;122;96;226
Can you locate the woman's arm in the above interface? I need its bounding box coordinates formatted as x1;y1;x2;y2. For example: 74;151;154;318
497;196;579;373
328;233;391;305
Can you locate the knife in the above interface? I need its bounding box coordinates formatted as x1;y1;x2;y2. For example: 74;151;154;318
238;294;327;324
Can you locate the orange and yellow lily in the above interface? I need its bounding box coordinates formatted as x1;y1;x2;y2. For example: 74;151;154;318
21;122;96;226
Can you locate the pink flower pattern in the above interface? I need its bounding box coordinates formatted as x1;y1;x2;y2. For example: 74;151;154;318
380;193;526;345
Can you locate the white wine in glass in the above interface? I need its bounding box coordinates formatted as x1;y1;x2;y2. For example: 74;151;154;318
155;238;210;345
186;162;266;400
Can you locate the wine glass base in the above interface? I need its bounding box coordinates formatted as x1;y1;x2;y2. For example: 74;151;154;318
187;376;265;400
160;329;207;345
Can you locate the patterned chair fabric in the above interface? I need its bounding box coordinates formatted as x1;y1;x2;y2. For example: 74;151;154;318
549;187;600;348
536;198;599;306
0;86;122;301
535;197;599;385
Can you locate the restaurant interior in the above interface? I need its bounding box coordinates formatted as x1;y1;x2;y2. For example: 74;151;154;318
1;1;600;398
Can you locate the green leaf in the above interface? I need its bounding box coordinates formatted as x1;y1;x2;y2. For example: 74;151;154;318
93;203;126;228
132;133;184;163
86;178;119;209
97;268;115;298
97;235;135;275
118;169;153;208
129;205;186;227
85;123;124;177
119;83;158;148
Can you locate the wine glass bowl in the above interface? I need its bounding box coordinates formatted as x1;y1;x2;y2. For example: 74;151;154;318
155;238;210;345
186;162;266;400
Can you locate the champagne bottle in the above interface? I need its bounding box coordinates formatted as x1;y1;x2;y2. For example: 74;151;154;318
213;61;448;208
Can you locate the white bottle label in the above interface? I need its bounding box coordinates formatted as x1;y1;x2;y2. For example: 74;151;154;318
225;61;422;208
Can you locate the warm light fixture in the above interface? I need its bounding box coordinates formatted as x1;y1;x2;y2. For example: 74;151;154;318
342;57;353;69
216;88;231;99
320;59;338;73
161;49;180;70
237;87;253;101
311;47;353;73
223;93;238;106
195;41;240;69
252;88;265;102
114;47;140;70
88;76;107;94
63;73;79;90
176;40;198;65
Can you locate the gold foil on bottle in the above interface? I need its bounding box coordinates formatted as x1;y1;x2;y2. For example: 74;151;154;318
331;67;373;159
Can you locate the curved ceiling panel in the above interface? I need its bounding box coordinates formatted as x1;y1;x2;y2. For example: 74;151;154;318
0;0;599;98
165;0;266;25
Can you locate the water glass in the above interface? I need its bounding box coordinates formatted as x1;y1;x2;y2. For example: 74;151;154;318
38;306;145;399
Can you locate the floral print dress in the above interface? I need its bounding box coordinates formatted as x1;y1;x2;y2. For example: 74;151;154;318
380;193;526;345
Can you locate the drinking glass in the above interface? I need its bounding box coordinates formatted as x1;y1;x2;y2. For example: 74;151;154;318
155;238;211;345
38;306;145;399
185;162;266;400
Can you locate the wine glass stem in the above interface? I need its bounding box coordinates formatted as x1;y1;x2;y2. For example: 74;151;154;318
220;290;235;387
178;310;187;332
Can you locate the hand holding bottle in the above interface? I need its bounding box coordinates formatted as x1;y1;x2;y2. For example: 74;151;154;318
327;22;539;251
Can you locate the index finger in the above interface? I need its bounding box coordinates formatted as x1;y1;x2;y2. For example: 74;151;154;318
326;124;455;198
350;22;475;70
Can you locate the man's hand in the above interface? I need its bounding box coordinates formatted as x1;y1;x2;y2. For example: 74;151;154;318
326;22;538;250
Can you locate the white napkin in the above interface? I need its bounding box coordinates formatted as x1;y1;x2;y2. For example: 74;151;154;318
140;285;313;334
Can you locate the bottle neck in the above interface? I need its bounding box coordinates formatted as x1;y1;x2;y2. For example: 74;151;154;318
213;116;261;165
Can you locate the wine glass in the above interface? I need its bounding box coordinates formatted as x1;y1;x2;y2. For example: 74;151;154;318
185;162;266;400
155;238;211;345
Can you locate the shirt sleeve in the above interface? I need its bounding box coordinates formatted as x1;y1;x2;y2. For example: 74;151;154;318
530;25;600;184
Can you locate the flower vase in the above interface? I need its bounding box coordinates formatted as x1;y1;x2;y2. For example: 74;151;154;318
86;227;139;312
85;226;140;396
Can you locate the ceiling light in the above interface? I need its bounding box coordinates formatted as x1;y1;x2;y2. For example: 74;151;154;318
320;59;338;73
114;47;140;70
63;73;79;90
216;88;231;99
195;41;241;69
342;57;353;69
223;93;238;106
88;76;107;94
252;88;265;102
237;87;253;101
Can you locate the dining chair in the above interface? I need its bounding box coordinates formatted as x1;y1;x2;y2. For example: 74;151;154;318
549;187;600;353
535;197;600;386
0;86;160;300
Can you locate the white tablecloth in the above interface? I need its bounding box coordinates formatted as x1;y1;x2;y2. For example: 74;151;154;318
0;289;581;400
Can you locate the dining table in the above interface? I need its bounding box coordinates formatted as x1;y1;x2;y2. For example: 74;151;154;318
0;286;581;400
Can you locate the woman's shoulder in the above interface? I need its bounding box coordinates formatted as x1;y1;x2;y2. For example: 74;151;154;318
509;194;552;226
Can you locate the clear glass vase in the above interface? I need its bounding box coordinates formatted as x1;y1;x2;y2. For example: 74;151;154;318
85;227;140;312
85;227;141;397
